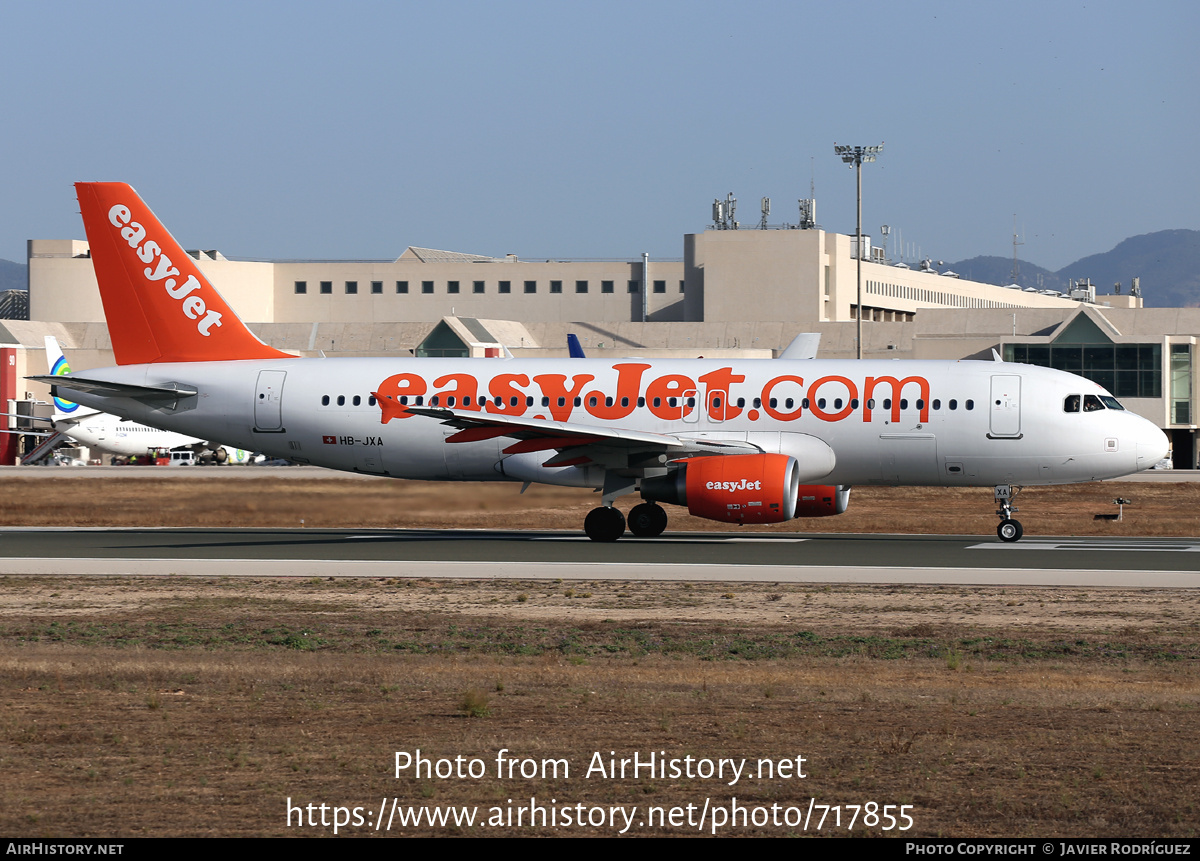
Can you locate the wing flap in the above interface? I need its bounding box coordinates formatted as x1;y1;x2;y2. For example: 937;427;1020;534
403;406;762;458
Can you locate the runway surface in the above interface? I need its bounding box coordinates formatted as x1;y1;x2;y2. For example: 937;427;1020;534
0;527;1197;587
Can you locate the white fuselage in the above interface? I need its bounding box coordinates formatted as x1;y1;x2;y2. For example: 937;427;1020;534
56;357;1168;489
52;412;203;457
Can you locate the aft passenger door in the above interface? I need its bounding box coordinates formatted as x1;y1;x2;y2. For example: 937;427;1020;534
254;370;287;432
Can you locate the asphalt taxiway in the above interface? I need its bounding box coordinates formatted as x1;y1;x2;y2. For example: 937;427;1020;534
0;528;1196;587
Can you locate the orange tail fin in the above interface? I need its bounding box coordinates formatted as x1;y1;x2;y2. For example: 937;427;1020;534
74;182;291;365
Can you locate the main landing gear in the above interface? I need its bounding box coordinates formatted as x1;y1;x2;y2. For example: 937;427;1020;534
584;502;668;541
994;484;1023;542
584;506;626;542
627;502;668;538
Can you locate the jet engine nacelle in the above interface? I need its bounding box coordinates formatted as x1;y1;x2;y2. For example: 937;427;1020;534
641;455;852;523
643;453;800;524
794;484;852;517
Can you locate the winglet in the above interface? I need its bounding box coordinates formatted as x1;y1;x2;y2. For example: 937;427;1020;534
567;334;586;358
74;182;291;365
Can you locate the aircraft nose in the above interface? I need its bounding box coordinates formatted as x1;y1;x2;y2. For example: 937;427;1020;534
1135;422;1169;471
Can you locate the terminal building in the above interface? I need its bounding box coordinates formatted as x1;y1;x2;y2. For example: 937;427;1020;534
9;200;1199;467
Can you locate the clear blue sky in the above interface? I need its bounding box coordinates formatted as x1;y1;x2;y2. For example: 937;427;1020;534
3;0;1196;271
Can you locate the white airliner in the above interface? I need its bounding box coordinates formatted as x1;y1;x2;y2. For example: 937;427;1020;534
37;183;1168;541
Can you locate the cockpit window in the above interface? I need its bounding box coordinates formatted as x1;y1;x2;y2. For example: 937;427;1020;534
1100;395;1125;411
1064;394;1080;413
1083;394;1105;412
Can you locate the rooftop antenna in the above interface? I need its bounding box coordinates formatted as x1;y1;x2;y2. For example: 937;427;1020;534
712;192;738;230
1011;214;1024;286
798;157;817;230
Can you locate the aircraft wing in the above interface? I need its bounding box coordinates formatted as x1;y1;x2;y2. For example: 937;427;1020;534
404;406;761;462
0;428;54;437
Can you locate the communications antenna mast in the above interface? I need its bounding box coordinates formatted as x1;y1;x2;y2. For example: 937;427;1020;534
1011;215;1024;285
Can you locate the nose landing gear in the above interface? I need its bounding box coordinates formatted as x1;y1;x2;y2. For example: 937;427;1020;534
994;485;1023;542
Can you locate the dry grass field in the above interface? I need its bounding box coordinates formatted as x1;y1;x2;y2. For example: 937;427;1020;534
0;473;1198;536
0;474;1197;838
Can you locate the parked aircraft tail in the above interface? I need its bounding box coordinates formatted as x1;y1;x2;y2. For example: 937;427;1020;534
44;336;80;418
73;182;291;365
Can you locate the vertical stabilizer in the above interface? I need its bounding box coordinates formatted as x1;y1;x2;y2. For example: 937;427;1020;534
44;336;79;420
74;183;291;365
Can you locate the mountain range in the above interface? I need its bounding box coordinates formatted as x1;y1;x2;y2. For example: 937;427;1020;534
0;258;26;292
946;229;1200;307
2;228;1198;306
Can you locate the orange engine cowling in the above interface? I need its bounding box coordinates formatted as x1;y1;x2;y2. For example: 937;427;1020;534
794;485;852;517
683;453;800;524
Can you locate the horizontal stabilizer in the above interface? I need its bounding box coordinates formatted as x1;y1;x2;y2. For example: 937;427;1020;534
26;374;198;401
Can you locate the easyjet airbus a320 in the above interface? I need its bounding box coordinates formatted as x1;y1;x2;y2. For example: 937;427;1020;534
39;183;1169;541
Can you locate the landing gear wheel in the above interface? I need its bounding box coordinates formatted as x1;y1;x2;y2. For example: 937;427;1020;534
993;485;1024;542
584;506;626;542
627;502;668;538
997;519;1023;542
